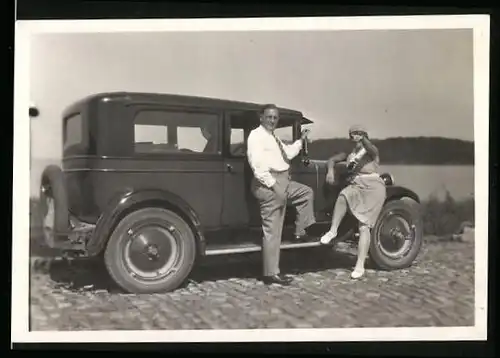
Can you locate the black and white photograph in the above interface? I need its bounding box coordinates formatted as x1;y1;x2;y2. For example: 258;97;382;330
12;15;489;343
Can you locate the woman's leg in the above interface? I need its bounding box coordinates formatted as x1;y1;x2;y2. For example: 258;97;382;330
320;194;348;244
351;222;371;279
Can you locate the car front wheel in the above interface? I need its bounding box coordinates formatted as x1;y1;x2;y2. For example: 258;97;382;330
369;197;423;270
104;207;196;294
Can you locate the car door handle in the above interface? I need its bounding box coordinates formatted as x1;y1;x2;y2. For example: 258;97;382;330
226;164;233;172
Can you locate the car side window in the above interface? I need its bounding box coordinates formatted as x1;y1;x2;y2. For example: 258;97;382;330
135;123;169;146
64;113;83;150
229;127;246;157
227;111;260;158
133;109;220;155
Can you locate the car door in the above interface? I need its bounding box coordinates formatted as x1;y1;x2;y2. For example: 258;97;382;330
291;155;330;222
268;119;322;221
220;110;258;229
285;119;330;223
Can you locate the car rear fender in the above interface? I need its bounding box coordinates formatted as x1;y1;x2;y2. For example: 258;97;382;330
86;188;206;257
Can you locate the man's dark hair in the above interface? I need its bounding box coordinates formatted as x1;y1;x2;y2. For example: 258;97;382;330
260;103;279;115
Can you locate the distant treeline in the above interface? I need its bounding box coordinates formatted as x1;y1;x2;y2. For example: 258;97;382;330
305;137;474;165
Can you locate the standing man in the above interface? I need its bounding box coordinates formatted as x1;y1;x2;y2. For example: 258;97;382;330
247;104;316;286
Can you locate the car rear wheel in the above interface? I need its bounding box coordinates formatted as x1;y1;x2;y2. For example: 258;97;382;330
104;207;196;294
369;197;423;270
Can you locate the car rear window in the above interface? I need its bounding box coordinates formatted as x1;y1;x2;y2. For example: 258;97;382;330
63;113;83;151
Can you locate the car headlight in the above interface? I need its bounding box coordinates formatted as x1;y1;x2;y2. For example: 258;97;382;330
380;173;394;186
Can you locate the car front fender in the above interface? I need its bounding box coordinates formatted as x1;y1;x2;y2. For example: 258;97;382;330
385;185;421;204
86;188;206;257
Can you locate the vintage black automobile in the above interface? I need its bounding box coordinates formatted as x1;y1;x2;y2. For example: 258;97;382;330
38;92;423;293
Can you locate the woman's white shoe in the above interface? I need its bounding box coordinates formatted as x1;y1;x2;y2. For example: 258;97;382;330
350;269;365;279
320;231;337;245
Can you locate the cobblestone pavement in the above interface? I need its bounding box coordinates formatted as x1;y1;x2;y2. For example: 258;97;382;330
29;237;475;331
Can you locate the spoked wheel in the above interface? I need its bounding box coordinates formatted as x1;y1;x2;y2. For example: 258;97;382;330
369;197;423;270
104;207;196;294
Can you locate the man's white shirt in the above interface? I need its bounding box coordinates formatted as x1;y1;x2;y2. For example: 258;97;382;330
247;125;303;188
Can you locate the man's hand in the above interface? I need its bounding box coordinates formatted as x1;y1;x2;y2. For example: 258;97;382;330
272;181;287;202
300;128;311;141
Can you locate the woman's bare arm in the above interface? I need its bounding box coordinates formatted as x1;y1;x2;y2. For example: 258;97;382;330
327;152;348;171
361;136;379;158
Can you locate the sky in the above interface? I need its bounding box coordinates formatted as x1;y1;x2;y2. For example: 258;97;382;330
29;28;474;160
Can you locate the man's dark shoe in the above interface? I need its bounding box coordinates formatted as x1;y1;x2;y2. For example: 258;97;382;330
262;274;293;285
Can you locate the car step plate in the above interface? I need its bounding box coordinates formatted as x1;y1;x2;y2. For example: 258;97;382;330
205;237;323;256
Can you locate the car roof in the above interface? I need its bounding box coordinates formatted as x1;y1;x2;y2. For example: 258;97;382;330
62;91;313;124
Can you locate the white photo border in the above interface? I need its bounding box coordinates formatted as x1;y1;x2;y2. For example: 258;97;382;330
12;14;490;343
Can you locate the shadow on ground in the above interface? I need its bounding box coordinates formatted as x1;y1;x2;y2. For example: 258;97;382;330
34;246;358;294
190;247;358;283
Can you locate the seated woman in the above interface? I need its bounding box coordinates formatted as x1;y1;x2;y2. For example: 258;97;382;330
320;124;387;279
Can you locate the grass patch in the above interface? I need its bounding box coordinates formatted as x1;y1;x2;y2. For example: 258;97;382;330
421;190;474;236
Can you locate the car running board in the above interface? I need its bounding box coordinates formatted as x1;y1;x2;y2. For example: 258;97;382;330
205;238;326;256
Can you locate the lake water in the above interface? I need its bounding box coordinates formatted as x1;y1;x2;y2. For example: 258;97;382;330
28;158;474;201
379;165;474;201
